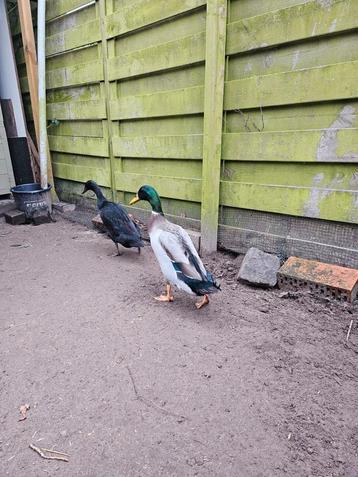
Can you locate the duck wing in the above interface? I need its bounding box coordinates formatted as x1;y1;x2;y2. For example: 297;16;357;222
100;202;143;246
157;222;219;294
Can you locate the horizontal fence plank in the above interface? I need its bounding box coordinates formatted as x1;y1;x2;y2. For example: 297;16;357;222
16;20;101;63
221;162;357;189
110;86;204;119
122;157;202;178
226;101;358;133
120;116;203;136
46;0;93;21
225;61;358;110
220;181;358;223
53;162;111;186
46;61;103;89
20;61;103;92
113;134;203;159
49;135;109;157
47;100;107;120
106;0;206;39
108;32;205;81
228;32;358;82
226;0;358;55
46;19;100;56
115;173;201;202
222;129;358;162
229;0;311;22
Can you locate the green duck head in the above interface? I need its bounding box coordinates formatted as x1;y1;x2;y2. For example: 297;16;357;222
129;185;163;215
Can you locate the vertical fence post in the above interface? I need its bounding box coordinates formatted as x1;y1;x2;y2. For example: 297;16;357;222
200;0;227;254
98;0;116;201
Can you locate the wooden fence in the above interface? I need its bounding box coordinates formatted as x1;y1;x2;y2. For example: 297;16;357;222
9;0;358;266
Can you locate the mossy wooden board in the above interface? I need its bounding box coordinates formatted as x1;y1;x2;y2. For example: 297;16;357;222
221;162;358;190
115;173;201;202
225;101;358;133
112;135;203;159
106;0;206;39
224;61;358;110
53;162;111;187
229;0;310;22
48;135;108;157
122;158;202;179
222;129;358;162
220;181;358;223
47;100;107;121
227;0;358;55
110;86;204;120
48;121;104;138
118;65;205;97
228;33;358;82
108;32;205;81
120;117;203;136
46;0;92;21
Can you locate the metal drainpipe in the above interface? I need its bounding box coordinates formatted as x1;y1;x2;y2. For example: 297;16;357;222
37;0;47;190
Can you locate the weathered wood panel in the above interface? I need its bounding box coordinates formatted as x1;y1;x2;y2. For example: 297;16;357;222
222;162;358;190
225;61;358;110
47;100;107;120
46;0;93;21
48;135;108;157
222;129;358;162
220;181;358;223
106;0;206;39
227;0;358;55
53;161;111;186
113;135;203;159
228;33;358;81
108;32;205;80
122;158;202;179
110;86;204;119
115;172;201;202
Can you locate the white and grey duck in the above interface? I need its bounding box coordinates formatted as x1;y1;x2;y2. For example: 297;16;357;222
130;185;220;309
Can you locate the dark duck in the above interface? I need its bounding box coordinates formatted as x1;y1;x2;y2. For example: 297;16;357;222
82;180;144;255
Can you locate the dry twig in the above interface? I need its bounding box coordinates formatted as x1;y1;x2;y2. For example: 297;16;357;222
346;319;354;342
29;444;69;462
126;366;187;422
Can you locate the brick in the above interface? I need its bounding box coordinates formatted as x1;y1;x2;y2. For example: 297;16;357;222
0;199;16;217
5;209;26;225
278;257;358;303
32;210;52;225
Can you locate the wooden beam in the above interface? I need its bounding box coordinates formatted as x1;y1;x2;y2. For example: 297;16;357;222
200;0;227;253
18;0;58;199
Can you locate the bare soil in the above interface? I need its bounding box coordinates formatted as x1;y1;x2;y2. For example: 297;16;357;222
0;214;357;477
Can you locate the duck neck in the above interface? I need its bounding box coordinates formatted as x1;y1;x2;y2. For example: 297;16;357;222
149;195;164;215
91;184;107;209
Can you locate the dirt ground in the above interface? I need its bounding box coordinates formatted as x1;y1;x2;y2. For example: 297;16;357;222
0;213;357;477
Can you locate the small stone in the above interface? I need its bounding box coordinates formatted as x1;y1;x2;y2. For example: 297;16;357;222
237;247;280;287
53;202;76;213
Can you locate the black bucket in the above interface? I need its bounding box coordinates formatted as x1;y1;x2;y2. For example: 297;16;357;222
11;183;52;219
